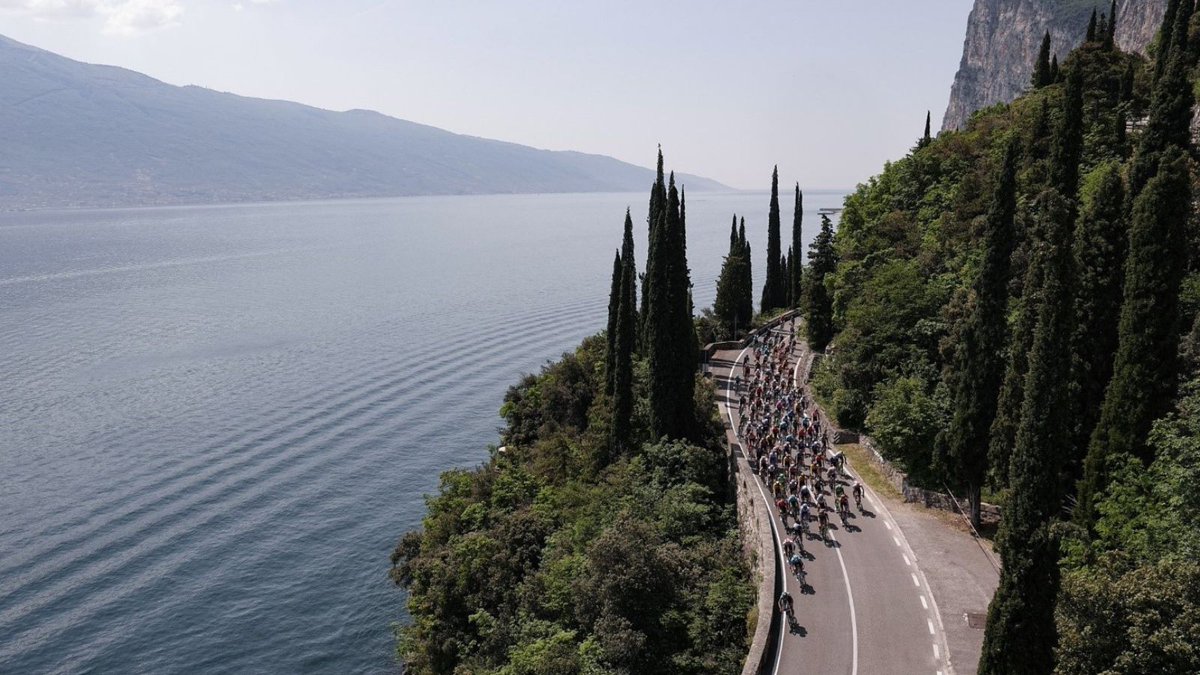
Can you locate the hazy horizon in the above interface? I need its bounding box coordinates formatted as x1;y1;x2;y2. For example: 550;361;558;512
0;0;974;191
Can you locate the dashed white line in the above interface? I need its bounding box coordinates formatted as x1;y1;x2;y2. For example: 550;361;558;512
903;554;911;566
934;644;941;660
920;595;929;610
893;536;902;547
884;521;893;530
911;573;921;587
927;618;936;635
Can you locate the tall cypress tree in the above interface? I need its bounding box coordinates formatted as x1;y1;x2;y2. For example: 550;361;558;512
1050;63;1085;202
790;184;804;308
761;166;784;313
640;148;667;351
1087;8;1098;42
917;111;933;149
1065;162;1126;484
611;209;637;454
1105;0;1117;50
1032;32;1053;88
646;172;697;440
1076;148;1192;530
739;218;754;328
1154;0;1183;82
979;189;1075;675
714;217;750;338
1131;0;1195;198
938;135;1019;528
605;249;622;395
804;214;837;352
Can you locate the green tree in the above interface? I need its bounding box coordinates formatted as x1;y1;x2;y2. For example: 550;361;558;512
1076;148;1192;530
640;148;666;352
713;218;750;338
761;166;785;313
1050;63;1085;201
790;184;804;307
979;190;1075;675
1104;0;1117;50
937;135;1019;527
739;218;754;327
611;210;637;454
805;214;837;352
1086;8;1098;42
918;110;933;149
1032;31;1053;88
1065;162;1126;482
645;172;697;441
605;249;622;396
1131;0;1195;197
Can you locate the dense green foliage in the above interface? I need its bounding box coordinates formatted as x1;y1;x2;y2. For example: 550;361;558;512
761;166;787;313
809;6;1200;671
645;171;699;441
790;185;803;307
713;216;754;340
803;214;837;353
393;326;751;675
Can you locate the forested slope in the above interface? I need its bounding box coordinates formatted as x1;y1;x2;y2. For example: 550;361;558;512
811;3;1200;672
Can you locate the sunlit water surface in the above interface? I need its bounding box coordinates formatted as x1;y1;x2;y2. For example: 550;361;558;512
0;190;846;673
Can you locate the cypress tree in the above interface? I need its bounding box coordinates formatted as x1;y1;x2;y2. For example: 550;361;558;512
761;166;784;313
1032;32;1052;88
1086;8;1098;42
1049;54;1060;84
640;148;667;351
804;214;837;352
1131;0;1195;198
1106;0;1117;49
611;209;637;454
714;217;749;338
739;218;754;328
605;249;622;395
646;172;697;441
938;135;1019;528
1154;0;1183;82
1050;63;1085;201
791;184;804;308
1065;162;1126;484
1076;148;1192;530
979;188;1075;675
918;111;933;149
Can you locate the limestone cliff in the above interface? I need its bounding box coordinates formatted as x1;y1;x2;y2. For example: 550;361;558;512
942;0;1167;131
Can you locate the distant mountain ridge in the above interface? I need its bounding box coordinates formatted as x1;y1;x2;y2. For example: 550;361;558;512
0;35;725;210
942;0;1167;131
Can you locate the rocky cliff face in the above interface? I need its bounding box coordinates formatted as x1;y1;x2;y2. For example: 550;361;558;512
942;0;1167;131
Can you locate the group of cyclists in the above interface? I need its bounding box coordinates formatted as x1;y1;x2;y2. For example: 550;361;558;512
730;319;866;629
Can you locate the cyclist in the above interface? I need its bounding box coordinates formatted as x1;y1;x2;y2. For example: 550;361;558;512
817;508;830;539
789;553;804;579
783;535;795;559
778;590;794;623
838;494;850;521
853;481;865;511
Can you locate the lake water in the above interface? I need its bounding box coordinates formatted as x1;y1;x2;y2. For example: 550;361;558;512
0;189;846;674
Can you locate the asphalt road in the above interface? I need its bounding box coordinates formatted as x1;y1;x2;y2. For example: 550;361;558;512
712;319;952;675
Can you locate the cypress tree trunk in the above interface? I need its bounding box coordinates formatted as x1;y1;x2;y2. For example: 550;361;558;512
1076;149;1192;529
938;136;1019;528
979;190;1075;675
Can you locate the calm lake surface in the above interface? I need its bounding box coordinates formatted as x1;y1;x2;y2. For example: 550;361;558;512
0;189;846;674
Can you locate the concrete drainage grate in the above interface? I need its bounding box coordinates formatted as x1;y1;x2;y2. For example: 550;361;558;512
966;612;987;629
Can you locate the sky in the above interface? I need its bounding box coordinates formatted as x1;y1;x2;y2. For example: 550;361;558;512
0;0;975;190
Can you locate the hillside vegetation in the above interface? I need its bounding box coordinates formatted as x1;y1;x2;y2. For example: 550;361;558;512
810;3;1200;672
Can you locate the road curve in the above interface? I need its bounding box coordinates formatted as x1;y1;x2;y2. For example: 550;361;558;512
712;318;952;675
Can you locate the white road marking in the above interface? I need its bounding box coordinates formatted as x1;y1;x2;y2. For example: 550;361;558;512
893;536;902;547
903;554;911;566
934;644;941;660
884;521;893;530
920;595;929;610
912;573;921;587
927;618;936;635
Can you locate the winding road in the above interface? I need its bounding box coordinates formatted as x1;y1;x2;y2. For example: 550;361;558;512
712;318;953;675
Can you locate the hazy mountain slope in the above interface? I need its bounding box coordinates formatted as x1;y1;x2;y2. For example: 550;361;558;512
942;0;1166;131
0;35;724;209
